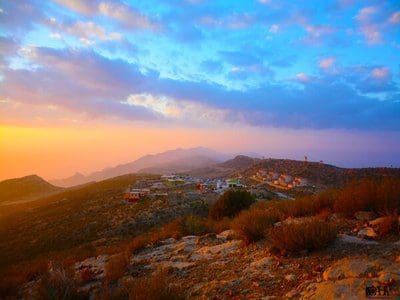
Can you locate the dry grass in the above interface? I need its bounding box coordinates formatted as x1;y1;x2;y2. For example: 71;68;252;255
126;271;185;300
36;262;82;300
333;178;400;215
374;215;399;237
232;202;282;244
268;218;337;253
105;253;129;283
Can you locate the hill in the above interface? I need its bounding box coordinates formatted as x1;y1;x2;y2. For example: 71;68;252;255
246;159;400;187
50;147;228;187
189;155;259;178
0;173;208;271
0;175;62;205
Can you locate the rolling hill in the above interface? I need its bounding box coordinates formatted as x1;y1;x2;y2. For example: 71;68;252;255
0;175;62;205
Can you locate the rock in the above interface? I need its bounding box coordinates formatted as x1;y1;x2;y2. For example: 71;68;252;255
335;234;379;245
304;278;374;300
323;257;390;281
285;289;300;298
216;229;237;240
378;263;400;283
369;216;390;227
329;213;344;221
195;240;241;257
154;261;195;270
285;274;297;281
160;237;176;244
75;255;108;280
196;233;218;245
357;227;378;239
250;257;275;269
354;211;376;221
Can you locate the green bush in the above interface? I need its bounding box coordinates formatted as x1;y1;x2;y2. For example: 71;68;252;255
209;189;255;220
268;218;337;253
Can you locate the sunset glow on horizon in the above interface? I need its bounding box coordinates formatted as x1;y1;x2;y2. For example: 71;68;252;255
1;0;400;181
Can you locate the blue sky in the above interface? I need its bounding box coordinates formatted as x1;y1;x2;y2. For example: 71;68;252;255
0;0;400;176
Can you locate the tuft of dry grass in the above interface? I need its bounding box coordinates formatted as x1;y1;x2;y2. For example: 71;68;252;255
268;217;337;253
126;271;185;300
105;253;129;283
373;215;399;237
232;202;282;244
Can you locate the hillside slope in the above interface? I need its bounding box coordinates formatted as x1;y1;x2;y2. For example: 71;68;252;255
0;175;62;204
51;147;228;187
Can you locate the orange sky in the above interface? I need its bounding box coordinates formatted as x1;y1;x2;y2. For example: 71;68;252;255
1;124;399;181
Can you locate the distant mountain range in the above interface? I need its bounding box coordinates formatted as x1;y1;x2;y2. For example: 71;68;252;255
50;147;229;187
0;175;62;204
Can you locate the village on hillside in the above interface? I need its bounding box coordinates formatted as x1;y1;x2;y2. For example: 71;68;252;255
123;169;311;204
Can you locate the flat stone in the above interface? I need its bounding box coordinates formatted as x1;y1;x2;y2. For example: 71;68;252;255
304;278;374;300
216;229;237;240
195;240;241;256
357;227;378;239
323;258;390;281
336;234;379;245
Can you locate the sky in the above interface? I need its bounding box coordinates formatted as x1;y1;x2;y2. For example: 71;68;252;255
0;0;400;180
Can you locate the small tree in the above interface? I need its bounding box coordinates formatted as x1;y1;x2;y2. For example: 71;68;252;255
209;189;255;220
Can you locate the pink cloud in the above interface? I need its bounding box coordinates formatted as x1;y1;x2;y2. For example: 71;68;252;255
295;73;309;82
319;57;335;68
389;11;400;24
371;67;390;81
355;6;378;22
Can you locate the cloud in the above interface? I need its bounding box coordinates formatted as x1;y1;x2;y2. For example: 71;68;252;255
53;0;158;30
371;67;390;81
355;6;378;22
319;57;335;69
269;24;280;33
98;2;158;30
295;73;310;82
1;46;399;130
389;11;400;24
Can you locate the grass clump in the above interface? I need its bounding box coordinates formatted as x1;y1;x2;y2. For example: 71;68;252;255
268;217;337;253
127;271;185;300
209;189;255;220
232;202;282;244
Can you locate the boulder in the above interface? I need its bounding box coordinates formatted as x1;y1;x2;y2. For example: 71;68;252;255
216;229;237;240
323;258;390;281
335;234;379;245
357;227;378;239
304;278;374;300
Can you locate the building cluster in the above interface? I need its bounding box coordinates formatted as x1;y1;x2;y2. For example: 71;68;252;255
255;169;308;189
124;174;245;203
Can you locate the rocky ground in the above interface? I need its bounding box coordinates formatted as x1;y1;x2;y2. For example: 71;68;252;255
26;212;399;299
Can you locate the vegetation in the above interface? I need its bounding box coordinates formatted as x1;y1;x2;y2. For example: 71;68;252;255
232;202;281;244
126;271;185;300
209;189;255;220
268;218;338;253
0;174;62;204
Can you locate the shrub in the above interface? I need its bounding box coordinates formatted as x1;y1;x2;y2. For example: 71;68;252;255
105;253;128;283
126;271;185;300
209;189;255;220
268;218;337;253
333;178;400;215
36;262;83;300
374;215;399;237
181;215;209;236
206;217;232;234
232;202;282;244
